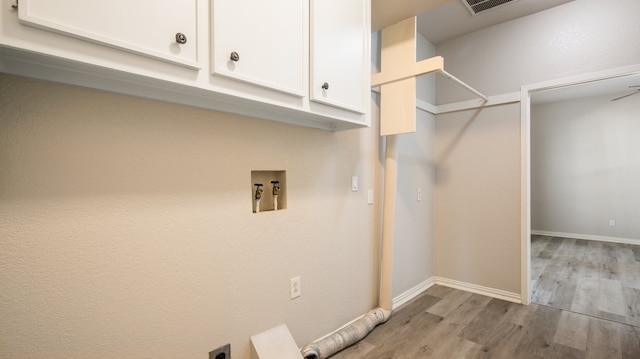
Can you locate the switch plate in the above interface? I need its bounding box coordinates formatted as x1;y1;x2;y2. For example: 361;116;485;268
351;176;358;192
417;188;422;201
367;190;374;205
290;276;301;299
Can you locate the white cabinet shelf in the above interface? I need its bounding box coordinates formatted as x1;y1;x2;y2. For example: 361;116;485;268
0;0;371;131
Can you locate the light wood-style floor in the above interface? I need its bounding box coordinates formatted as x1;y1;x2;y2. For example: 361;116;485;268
531;235;640;327
329;285;640;358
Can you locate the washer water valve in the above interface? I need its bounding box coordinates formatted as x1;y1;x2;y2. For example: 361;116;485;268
254;183;264;213
271;181;280;211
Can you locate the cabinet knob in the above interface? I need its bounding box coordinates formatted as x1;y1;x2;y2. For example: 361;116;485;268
322;82;329;90
230;51;240;62
175;33;187;44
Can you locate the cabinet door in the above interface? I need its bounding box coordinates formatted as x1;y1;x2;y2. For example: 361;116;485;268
310;0;369;114
17;0;199;69
211;0;304;97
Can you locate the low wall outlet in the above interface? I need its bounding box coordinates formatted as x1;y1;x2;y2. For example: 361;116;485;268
609;219;616;227
209;343;231;359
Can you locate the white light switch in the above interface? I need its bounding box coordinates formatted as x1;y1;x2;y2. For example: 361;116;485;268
368;190;374;204
351;176;358;192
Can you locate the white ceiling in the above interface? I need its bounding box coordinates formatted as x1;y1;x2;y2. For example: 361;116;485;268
416;0;574;45
371;0;449;32
372;0;640;105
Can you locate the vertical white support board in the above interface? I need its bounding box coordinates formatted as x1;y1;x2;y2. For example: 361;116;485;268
379;17;417;136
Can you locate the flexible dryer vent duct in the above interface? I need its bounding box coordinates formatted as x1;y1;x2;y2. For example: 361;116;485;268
300;308;391;359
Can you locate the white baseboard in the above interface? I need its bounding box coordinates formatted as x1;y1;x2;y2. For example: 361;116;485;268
532;230;640;246
434;277;522;304
309;277;522;348
392;277;436;310
391;276;522;309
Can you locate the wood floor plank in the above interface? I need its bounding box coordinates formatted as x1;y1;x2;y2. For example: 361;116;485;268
617;244;637;266
432;335;484;359
532;236;640;327
513;305;563;357
531;256;550;280
360;295;443;353
622;286;640;327
538;237;564;260
553;310;590;351
424;284;454;298
425;288;473;317
474;321;525;358
571;277;600;317
530;274;556;304
460;298;512;345
329;340;375;359
514;305;586;358
601;242;622;280
620;262;640;289
586;317;622;359
582;240;604;279
620;324;640;359
503;301;537;327
599;278;627;316
408;293;491;357
327;284;640;359
547;279;577;310
531;235;551;257
631;245;640;262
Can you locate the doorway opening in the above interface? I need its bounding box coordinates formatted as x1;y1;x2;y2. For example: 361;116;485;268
520;65;640;326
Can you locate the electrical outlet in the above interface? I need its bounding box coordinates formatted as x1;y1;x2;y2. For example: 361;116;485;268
209;344;230;359
290;276;301;299
609;219;616;227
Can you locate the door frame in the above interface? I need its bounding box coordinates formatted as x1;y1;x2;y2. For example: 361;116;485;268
519;64;640;304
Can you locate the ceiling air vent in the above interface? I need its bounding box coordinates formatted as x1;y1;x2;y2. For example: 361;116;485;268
460;0;521;16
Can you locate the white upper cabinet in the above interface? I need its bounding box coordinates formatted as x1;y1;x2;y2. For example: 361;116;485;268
310;0;369;114
211;0;305;97
1;1;370;130
16;0;199;69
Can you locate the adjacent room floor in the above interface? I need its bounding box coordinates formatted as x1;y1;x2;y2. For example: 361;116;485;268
530;235;640;327
329;285;640;358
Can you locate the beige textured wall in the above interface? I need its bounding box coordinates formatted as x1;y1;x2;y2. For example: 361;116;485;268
531;94;640;241
0;74;381;358
433;0;640;296
435;104;521;293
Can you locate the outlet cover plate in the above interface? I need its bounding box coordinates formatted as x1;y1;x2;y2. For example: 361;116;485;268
209;343;231;359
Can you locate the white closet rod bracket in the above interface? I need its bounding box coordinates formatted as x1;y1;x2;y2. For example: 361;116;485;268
371;55;488;102
439;69;488;101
